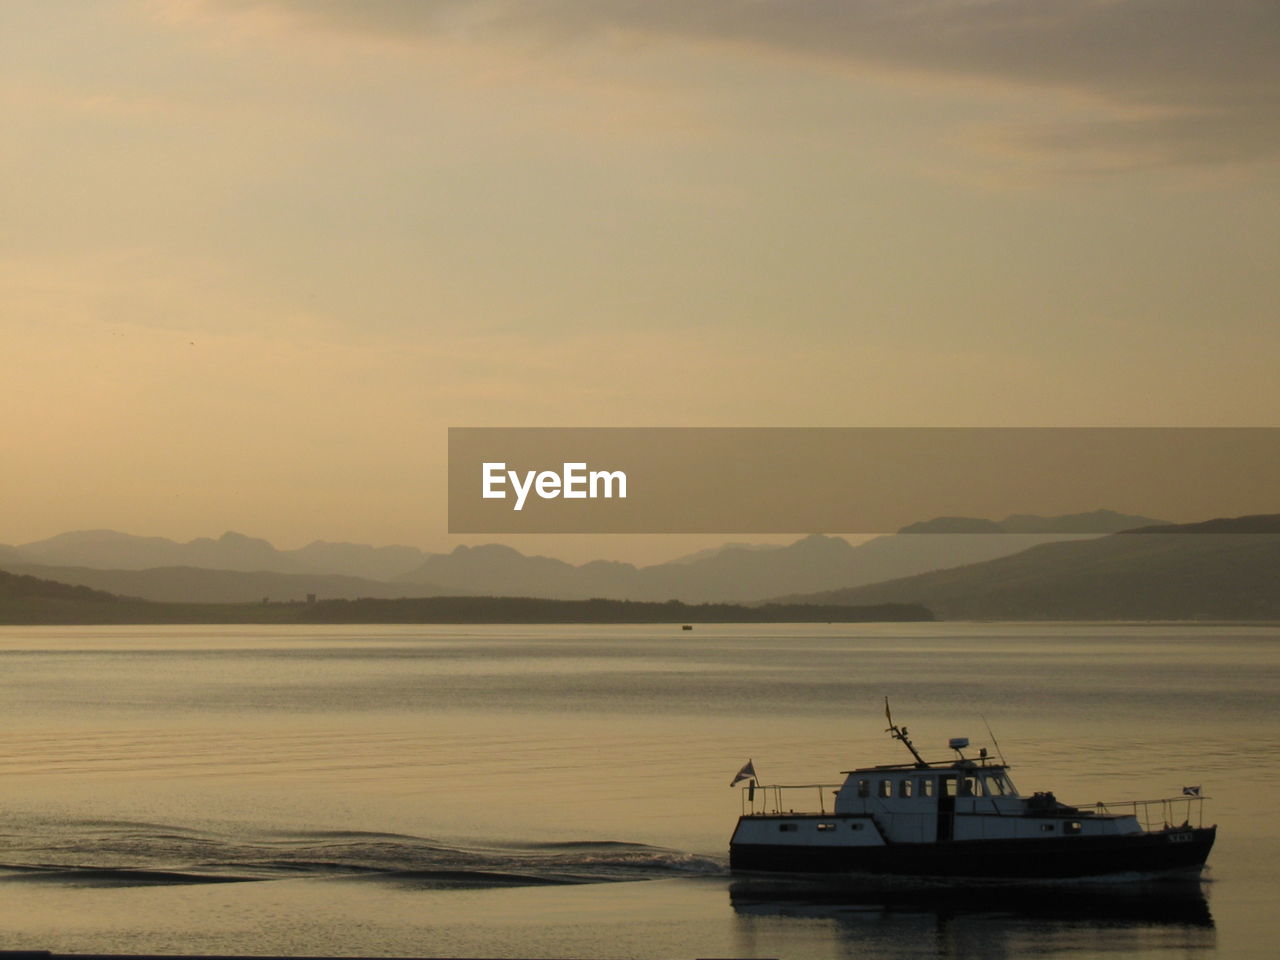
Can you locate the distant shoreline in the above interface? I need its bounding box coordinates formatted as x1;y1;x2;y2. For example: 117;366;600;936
0;592;934;626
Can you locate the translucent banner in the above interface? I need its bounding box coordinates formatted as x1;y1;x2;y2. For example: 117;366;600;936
448;427;1278;534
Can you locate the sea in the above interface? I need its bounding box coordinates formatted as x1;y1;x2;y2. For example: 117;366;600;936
0;622;1276;960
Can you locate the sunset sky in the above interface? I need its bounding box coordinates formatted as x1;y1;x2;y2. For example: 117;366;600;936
4;1;1277;564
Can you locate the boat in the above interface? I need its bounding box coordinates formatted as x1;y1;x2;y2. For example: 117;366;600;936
728;701;1215;879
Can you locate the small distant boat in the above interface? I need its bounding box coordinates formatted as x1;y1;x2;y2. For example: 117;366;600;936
729;701;1215;879
682;624;693;631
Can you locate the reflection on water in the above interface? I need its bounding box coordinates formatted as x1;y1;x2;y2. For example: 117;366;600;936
730;875;1215;958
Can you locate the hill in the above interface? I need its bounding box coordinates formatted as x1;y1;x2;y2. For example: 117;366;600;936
0;568;120;603
0;568;140;624
773;515;1280;620
2;563;445;604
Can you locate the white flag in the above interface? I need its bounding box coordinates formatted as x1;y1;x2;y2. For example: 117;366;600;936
1182;785;1201;796
731;759;757;786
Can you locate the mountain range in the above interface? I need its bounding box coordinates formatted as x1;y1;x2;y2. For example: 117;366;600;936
0;510;1162;604
3;511;1275;620
4;530;426;580
774;514;1280;620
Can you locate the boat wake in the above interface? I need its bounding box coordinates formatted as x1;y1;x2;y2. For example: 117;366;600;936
0;820;726;889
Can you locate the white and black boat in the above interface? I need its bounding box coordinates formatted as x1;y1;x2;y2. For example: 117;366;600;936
729;702;1215;879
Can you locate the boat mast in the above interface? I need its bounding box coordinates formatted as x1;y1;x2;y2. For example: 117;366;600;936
982;713;1009;766
884;697;929;768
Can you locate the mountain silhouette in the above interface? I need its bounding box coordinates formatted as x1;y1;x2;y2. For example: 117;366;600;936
774;514;1280;620
4;510;1167;605
393;528;1140;602
11;529;430;580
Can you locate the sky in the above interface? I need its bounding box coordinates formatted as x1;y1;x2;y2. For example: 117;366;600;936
3;0;1278;564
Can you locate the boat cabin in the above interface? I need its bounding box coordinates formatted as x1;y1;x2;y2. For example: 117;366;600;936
738;751;1143;846
827;758;1114;842
834;761;1024;839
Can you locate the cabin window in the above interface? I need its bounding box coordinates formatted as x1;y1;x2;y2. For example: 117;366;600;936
817;823;837;831
898;779;914;798
779;823;798;832
1040;823;1055;832
1064;821;1082;835
857;779;870;798
984;774;1007;796
919;777;935;798
960;776;980;797
879;779;893;798
942;776;957;797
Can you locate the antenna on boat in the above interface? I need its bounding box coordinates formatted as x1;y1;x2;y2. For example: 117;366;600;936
981;714;1008;766
884;697;929;769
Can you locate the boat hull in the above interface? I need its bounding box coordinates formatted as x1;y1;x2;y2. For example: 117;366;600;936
729;824;1216;879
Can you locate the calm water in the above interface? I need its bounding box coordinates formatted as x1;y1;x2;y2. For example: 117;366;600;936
0;622;1277;958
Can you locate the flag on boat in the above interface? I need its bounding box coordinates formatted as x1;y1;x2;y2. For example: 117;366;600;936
1182;785;1202;796
731;759;757;786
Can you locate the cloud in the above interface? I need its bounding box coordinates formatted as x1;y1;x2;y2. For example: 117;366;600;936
179;0;1280;169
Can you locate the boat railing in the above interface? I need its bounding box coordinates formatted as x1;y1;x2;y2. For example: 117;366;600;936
740;782;842;817
1082;794;1209;830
